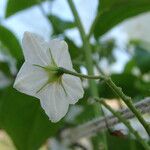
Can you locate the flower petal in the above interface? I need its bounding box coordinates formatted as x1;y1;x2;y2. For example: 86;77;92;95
22;32;50;66
47;39;73;69
13;62;48;97
36;83;69;122
62;74;84;104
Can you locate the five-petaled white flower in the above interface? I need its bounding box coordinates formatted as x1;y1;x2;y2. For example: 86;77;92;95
13;32;84;122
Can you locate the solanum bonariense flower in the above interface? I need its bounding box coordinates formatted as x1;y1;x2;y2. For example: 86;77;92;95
13;32;84;122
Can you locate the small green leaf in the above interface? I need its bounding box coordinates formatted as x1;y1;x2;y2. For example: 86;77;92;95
48;15;76;35
65;37;83;60
5;0;45;17
134;46;150;73
124;59;136;73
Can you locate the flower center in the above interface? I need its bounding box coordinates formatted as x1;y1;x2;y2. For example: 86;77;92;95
45;65;63;83
34;48;64;93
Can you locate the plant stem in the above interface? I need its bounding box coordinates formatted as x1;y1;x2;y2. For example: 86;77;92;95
59;67;150;136
97;98;150;150
105;78;150;136
59;67;104;79
67;0;98;98
62;98;150;143
67;0;108;149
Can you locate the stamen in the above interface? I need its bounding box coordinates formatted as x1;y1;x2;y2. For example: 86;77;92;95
33;64;45;69
36;81;49;93
49;48;57;66
60;82;67;96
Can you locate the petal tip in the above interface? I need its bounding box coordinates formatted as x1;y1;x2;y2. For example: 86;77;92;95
13;79;18;89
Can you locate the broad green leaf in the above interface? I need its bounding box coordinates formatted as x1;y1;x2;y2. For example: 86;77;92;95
0;25;22;60
5;0;45;17
48;15;76;35
0;87;63;150
94;0;150;38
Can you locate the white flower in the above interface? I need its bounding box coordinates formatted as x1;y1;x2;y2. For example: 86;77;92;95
13;32;84;122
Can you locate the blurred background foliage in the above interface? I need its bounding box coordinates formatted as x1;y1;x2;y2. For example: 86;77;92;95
0;0;150;149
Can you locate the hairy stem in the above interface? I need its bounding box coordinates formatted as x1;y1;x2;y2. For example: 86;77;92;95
97;98;150;150
105;78;150;136
59;67;150;136
62;98;150;142
59;67;104;79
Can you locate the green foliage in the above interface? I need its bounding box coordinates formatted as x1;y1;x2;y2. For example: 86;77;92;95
107;133;145;150
134;46;150;73
64;38;84;72
0;87;64;150
94;0;150;38
92;39;116;63
0;25;22;60
124;59;136;73
76;104;97;124
5;0;45;17
48;15;76;35
98;73;150;99
65;37;83;60
0;62;11;77
99;73;139;98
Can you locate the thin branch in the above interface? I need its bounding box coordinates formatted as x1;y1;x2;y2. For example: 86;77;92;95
60;65;150;135
61;97;150;143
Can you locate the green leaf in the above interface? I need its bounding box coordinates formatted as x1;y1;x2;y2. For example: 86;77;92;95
48;15;76;35
64;37;84;72
0;25;23;60
0;87;63;150
94;0;150;38
124;59;136;73
65;37;83;60
92;39;116;63
135;77;150;97
98;73;143;99
107;133;145;150
0;62;11;77
5;0;45;17
134;46;150;73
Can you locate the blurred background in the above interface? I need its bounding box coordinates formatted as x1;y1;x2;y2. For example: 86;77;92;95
0;0;150;149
